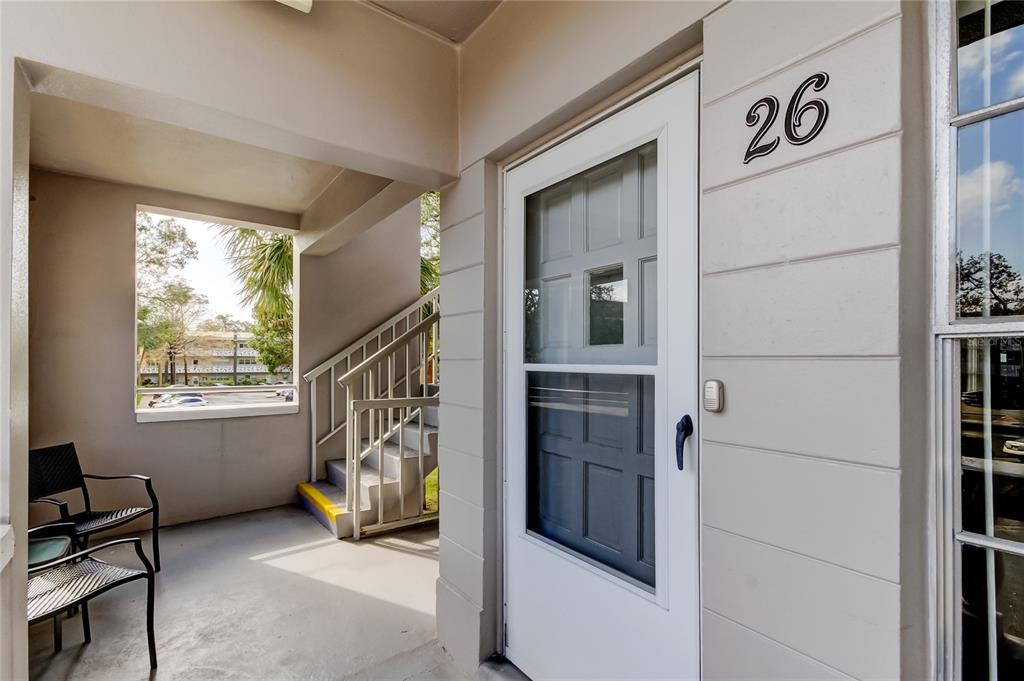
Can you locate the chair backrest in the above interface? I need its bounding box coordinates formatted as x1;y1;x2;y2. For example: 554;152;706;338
29;442;85;500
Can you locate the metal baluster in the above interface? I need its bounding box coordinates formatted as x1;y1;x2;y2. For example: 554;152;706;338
388;354;394;439
419;411;425;513
354;406;362;539
330;365;336;433
378;407;384;527
309;376;318;482
399;405;406;520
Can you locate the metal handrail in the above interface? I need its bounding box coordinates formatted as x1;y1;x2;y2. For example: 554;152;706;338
305;288;440;487
338;312;439;386
303;288;439;382
350;398;439;540
352;396;439;411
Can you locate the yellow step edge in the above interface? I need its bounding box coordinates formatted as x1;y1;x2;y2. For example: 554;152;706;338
296;482;348;521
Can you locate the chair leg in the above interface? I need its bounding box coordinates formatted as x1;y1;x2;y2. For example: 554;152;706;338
53;613;62;653
146;575;157;668
151;512;161;573
81;601;91;643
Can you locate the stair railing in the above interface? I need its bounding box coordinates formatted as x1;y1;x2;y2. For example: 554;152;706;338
348;396;439;539
303;288;439;484
337;307;440;533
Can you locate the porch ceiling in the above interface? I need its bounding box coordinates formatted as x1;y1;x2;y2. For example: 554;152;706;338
371;1;500;43
29;92;345;215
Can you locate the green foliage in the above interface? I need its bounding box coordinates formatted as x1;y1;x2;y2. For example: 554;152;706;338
136;212;198;293
250;311;293;375
217;226;294;321
420;192;440;295
218;226;294;373
199;314;251;332
135;212;202;385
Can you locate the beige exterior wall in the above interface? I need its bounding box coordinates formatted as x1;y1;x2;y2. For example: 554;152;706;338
0;64;31;681
700;3;930;678
442;1;934;678
28;169;419;527
437;159;501;669
0;1;458;186
301;199;421;475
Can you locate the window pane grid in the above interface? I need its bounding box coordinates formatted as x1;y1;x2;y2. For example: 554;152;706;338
954;336;1024;678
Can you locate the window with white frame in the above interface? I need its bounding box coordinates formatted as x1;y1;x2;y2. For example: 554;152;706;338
946;3;1024;679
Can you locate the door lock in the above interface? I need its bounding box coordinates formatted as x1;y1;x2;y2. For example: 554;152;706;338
675;414;694;470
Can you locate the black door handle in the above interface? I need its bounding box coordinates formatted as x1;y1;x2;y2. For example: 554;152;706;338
675;414;693;470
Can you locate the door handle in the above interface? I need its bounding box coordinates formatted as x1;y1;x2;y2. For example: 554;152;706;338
675;414;694;470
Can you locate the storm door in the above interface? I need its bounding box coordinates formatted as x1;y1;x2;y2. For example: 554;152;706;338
504;73;700;680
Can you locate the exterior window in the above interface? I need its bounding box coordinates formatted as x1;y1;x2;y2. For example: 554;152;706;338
134;208;296;422
949;5;1024;677
954;337;1024;678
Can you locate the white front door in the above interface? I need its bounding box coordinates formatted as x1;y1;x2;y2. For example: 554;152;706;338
503;73;701;680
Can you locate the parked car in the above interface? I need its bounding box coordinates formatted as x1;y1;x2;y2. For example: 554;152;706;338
148;393;205;408
152;396;207;408
1003;439;1024;459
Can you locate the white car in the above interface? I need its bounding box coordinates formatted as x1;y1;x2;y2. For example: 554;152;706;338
152;395;207;408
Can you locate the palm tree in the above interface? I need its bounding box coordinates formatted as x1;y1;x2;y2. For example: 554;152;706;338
217;226;294;379
217;226;293;320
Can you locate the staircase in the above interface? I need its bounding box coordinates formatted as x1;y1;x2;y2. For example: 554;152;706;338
297;289;440;539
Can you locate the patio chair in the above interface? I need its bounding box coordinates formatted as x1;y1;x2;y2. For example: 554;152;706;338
27;521;74;571
29;442;161;571
28;536;157;668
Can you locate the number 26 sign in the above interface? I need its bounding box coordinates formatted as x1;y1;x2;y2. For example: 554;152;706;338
743;72;830;164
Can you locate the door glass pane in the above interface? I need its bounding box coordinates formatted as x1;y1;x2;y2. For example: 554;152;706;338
527;371;656;588
961;544;1024;677
589;264;626;345
959;338;1024;542
958;0;1024;114
955;111;1024;318
525;141;657;364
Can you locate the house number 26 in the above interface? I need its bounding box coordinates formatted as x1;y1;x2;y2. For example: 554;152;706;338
743;72;830;164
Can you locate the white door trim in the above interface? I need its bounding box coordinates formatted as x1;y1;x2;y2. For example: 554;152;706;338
500;69;702;679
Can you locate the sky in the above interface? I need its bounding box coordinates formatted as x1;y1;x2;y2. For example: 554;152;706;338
956;23;1024;301
146;211;254;323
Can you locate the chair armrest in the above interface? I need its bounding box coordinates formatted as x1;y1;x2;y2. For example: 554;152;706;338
29;497;70;520
82;474;150;482
82;474;159;510
28;536;155;576
28;521;75;539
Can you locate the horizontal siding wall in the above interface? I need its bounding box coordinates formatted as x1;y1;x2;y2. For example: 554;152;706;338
436;159;501;670
700;2;905;679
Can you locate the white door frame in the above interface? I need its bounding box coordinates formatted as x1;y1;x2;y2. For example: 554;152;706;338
499;67;702;679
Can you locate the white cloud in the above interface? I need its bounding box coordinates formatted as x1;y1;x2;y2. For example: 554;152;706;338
959;31;1017;80
958;160;1024;224
1008;63;1024;97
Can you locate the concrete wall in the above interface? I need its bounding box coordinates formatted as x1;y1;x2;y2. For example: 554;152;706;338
28;169;418;527
1;1;458;186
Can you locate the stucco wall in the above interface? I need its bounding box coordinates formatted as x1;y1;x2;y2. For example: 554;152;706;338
0;0;458;186
28;169;419;527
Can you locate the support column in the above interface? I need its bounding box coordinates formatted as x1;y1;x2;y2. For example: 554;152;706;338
436;159;501;671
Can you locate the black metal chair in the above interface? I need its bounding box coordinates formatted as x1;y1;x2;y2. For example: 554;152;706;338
28;536;157;668
27;521;74;571
29;442;161;571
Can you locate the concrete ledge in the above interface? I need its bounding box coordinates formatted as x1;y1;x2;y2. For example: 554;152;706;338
135;402;299;423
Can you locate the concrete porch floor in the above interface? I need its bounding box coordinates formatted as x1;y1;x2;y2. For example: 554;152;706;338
29;505;471;681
